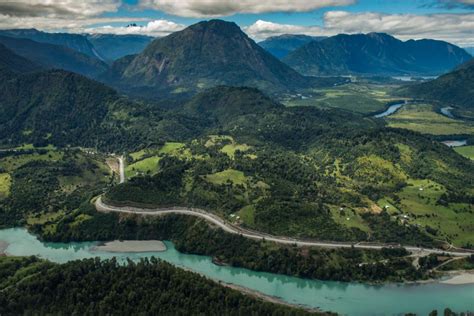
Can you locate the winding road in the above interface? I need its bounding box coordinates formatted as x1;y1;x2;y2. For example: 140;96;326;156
95;197;474;257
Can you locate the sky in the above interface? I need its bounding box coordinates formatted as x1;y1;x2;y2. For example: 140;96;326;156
0;0;473;46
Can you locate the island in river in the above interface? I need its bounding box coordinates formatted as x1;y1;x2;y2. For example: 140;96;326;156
91;240;167;253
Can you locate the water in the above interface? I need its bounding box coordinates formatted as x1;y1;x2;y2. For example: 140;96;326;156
442;140;468;147
440;107;454;118
374;101;406;118
1;228;473;315
392;76;438;82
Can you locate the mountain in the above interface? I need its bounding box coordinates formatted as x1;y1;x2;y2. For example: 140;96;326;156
0;29;102;59
463;47;474;56
398;58;474;110
0;43;41;73
0;36;108;78
284;33;472;76
87;34;154;62
0;69;118;146
106;20;310;94
259;34;326;59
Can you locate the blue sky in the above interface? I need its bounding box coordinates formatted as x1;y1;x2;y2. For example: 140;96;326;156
110;0;472;27
1;0;473;46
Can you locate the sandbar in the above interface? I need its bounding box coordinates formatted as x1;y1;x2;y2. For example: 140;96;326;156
91;240;166;253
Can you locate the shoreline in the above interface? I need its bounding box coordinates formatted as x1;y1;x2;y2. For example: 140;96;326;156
0;240;8;255
439;271;474;285
91;240;167;253
221;281;322;313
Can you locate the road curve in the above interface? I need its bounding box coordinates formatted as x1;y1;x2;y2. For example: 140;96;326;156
95;197;473;257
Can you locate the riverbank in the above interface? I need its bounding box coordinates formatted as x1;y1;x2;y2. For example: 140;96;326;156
222;282;323;314
91;240;166;253
440;271;474;285
0;240;8;255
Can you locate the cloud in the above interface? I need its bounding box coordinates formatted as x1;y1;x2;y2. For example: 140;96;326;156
0;16;149;33
247;11;474;46
245;20;327;40
0;0;122;18
138;0;355;18
432;0;474;9
85;19;186;36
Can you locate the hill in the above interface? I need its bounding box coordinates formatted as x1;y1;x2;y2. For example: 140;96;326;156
106;20;310;94
0;29;101;59
259;34;326;59
0;36;108;78
0;69;118;147
0;43;40;73
87;34;154;62
284;33;471;76
398;58;474;110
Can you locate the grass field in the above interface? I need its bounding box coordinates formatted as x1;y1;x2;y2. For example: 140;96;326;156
204;169;248;186
0;151;63;172
238;205;256;225
454;146;474;160
126;156;161;178
329;205;371;233
282;83;399;114
0;173;11;198
378;179;473;247
126;142;189;178
387;104;474;135
221;143;251;159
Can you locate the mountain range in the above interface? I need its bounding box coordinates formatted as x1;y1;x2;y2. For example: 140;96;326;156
87;34;154;62
0;43;40;73
105;20;311;95
399;58;474;111
283;33;471;76
0;36;108;78
0;29;101;59
258;34;326;59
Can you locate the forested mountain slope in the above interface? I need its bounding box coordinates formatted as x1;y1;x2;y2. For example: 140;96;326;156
0;36;108;78
106;20;311;94
284;33;471;76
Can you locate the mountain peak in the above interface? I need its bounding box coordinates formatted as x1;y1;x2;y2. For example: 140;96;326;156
109;19;308;94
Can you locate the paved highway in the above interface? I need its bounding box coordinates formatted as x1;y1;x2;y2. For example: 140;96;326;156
95;197;473;257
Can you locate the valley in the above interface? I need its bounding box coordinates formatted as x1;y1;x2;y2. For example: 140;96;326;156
0;14;473;315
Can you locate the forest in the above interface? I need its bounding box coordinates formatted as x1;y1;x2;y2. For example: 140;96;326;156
0;256;317;315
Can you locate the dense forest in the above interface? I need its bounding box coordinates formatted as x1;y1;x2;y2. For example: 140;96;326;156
0;256;317;315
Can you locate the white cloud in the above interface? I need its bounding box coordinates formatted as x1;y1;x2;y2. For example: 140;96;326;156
247;11;474;46
245;20;327;40
85;19;186;36
138;0;355;18
0;0;122;18
0;16;149;33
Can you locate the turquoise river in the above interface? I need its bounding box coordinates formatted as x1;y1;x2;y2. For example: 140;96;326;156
1;228;473;315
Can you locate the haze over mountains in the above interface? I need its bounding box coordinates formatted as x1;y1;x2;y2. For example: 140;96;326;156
400;58;474;111
0;36;108;78
0;29;100;59
258;34;326;59
87;34;154;63
283;33;471;76
0;43;40;74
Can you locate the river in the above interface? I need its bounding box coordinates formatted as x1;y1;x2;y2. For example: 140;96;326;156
0;228;472;315
440;107;455;118
374;101;407;118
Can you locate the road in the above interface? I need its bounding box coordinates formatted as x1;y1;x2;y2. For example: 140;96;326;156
118;156;125;184
95;197;474;257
